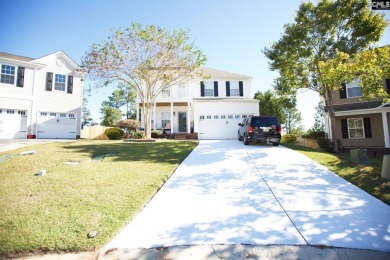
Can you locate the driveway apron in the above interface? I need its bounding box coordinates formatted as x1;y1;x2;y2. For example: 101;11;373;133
103;140;390;252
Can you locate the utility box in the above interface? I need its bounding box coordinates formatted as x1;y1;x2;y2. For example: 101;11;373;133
381;155;390;180
350;149;369;165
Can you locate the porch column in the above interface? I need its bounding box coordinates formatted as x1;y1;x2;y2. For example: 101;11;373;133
136;103;139;122
187;102;191;133
170;102;174;133
382;112;390;148
153;102;157;130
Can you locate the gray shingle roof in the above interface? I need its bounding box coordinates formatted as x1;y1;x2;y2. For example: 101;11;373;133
0;52;35;62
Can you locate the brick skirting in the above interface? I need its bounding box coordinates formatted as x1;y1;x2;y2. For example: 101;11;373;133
157;132;198;140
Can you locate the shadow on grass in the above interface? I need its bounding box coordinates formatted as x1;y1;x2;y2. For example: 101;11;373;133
62;141;198;165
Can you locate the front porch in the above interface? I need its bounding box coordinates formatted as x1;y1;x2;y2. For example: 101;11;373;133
136;101;194;134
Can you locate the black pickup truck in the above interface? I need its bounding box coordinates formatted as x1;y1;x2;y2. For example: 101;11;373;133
238;116;282;146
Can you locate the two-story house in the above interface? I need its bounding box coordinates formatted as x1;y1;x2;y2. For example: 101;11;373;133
0;51;84;139
324;79;390;151
135;67;260;139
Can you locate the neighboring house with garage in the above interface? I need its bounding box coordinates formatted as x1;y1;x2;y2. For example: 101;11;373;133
324;79;390;153
0;51;84;139
135;67;259;139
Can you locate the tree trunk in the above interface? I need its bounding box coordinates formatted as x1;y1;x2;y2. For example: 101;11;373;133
142;102;152;139
325;91;339;153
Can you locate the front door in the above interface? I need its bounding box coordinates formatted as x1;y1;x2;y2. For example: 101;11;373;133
178;112;187;132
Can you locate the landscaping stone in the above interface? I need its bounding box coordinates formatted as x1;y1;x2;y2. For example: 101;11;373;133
124;139;156;143
88;231;99;238
64;161;81;165
0;154;12;163
37;170;46;176
105;153;118;157
19;150;37;156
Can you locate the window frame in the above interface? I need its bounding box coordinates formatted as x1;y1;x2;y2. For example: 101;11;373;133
204;82;214;97
347;118;365;139
229;81;240;97
54;74;66;91
346;80;362;98
1;64;16;85
161;112;171;128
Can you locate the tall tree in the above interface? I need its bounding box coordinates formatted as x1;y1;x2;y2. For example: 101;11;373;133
254;90;286;124
82;23;206;138
311;102;325;132
82;96;93;127
284;106;303;135
100;101;122;126
263;0;387;152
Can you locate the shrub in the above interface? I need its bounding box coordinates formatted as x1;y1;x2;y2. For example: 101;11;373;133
132;131;145;139
104;127;123;140
316;136;342;153
116;120;140;138
151;130;162;138
303;130;326;139
281;134;297;144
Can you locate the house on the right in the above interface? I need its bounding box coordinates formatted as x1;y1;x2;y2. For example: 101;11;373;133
324;79;390;153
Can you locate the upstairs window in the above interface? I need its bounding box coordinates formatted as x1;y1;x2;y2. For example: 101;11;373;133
178;84;186;97
200;81;218;97
54;74;66;91
204;82;214;96
162;89;170;97
226;81;243;97
346;80;361;98
1;65;15;84
229;81;240;96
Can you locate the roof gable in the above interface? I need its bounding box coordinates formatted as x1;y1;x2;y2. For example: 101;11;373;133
198;67;252;80
33;51;81;71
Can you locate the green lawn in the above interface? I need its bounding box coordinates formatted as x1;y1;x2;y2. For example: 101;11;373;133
282;143;390;205
0;140;197;256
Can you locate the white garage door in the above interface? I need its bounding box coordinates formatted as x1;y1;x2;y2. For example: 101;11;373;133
198;114;245;140
0;109;27;139
37;112;77;139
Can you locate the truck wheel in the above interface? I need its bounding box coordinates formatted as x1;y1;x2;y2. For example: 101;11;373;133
244;135;250;145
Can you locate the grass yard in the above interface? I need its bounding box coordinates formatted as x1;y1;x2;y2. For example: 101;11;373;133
0;140;197;257
282;143;390;206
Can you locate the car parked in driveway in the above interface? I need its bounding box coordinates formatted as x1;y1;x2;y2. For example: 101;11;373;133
238;116;282;146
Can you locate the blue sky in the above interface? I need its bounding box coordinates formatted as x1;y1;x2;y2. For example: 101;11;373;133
1;0;389;129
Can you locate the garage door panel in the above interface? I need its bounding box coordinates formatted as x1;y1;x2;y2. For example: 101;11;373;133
37;113;76;139
199;117;243;140
0;110;27;139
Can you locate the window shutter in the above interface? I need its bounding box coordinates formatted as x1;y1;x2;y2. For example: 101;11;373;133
46;72;53;91
340;83;347;99
16;67;25;87
67;75;73;94
214;81;218;97
239;81;243;96
386;79;390;93
363;118;372;138
341;119;348;138
226;81;230;97
200;81;205;97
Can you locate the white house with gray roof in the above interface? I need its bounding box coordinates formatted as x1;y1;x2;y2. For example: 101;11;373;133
0;51;84;139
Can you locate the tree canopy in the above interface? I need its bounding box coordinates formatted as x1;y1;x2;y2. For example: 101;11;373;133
82;23;206;138
263;0;388;152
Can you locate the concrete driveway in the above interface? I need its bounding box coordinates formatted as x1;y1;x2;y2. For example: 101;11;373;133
101;140;390;255
0;139;76;153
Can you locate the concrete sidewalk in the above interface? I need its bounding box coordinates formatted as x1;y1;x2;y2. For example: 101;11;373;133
99;140;390;259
